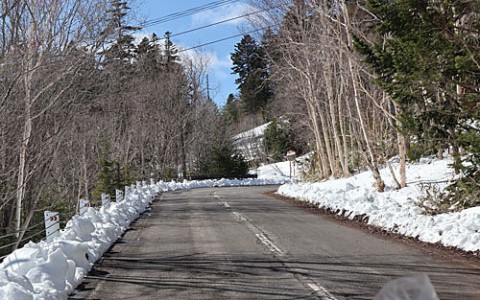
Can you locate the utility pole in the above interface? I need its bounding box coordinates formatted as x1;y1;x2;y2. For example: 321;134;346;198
206;74;211;102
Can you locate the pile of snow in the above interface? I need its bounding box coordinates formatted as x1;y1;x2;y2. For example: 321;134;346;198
0;178;286;300
233;122;271;141
232;122;270;162
257;160;299;179
278;157;480;253
256;153;310;180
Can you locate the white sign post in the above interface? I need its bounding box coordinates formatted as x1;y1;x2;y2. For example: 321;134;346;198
101;193;111;207
79;199;90;215
44;211;60;243
286;149;297;179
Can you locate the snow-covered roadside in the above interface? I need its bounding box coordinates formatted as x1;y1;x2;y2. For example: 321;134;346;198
4;157;476;300
277;158;480;253
0;178;287;300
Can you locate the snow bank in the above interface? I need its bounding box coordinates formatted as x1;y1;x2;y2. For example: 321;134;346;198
277;158;480;253
0;178;286;300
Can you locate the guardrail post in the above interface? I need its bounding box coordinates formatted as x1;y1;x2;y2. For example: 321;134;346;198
115;189;123;202
101;193;111;207
79;199;90;215
44;211;60;242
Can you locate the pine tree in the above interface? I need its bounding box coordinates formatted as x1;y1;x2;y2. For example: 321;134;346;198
94;142;115;202
356;0;480;206
231;34;272;119
224;93;239;125
163;31;180;70
196;146;248;178
135;34;162;74
94;142;131;201
355;1;470;161
102;0;139;69
263;118;292;162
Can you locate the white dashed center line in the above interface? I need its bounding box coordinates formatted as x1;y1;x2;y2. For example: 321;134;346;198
215;191;337;300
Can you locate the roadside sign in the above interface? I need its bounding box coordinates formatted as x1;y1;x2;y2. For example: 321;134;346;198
286;148;297;179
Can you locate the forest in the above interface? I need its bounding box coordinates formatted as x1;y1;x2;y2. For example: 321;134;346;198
229;0;480;205
0;0;479;254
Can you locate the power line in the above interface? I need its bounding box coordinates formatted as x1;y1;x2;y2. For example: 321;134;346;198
170;7;271;38
141;0;241;28
177;24;277;54
139;1;281;53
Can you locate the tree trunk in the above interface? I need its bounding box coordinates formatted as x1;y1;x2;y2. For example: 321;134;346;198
341;0;385;191
397;130;407;188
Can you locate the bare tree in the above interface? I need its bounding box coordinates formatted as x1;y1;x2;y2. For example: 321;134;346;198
250;0;389;190
0;0;109;244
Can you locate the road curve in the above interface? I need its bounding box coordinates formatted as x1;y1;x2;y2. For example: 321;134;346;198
70;186;480;300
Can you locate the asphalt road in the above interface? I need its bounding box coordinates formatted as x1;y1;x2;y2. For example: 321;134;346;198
70;186;480;300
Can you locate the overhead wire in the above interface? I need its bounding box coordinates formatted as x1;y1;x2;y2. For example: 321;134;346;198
140;0;281;52
177;24;277;53
141;0;241;28
170;6;273;38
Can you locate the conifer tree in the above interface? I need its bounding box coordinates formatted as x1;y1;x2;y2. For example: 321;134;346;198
356;0;480;203
163;31;180;69
224;93;239;125
102;0;139;68
263;118;292;162
135;34;162;74
231;34;272;119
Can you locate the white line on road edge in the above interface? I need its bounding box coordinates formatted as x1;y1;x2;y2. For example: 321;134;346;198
255;233;284;256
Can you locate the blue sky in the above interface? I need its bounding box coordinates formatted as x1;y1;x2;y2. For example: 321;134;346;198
136;0;256;107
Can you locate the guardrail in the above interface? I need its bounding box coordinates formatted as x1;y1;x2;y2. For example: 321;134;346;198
0;219;68;261
0;185;131;262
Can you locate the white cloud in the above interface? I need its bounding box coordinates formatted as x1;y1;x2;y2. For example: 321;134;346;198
179;49;232;78
210;53;234;80
191;3;258;27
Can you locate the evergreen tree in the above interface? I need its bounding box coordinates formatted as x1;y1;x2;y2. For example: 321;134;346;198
163;31;180;69
102;0;139;69
231;34;272;119
196;146;249;178
263;118;292;162
224;93;239;125
94;142;131;201
355;0;480;206
135;34;162;74
356;0;480;153
94;142;115;202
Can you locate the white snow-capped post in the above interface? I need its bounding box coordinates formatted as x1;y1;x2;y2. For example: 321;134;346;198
44;211;60;242
286;148;297;179
116;189;124;202
101;193;111;207
79;199;90;215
